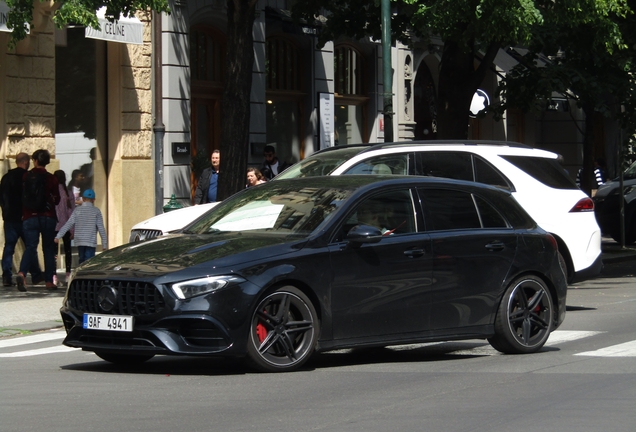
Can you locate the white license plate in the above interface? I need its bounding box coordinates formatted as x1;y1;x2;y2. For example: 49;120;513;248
83;314;133;332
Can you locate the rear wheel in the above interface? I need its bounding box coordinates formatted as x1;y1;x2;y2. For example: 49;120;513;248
246;286;318;372
95;352;154;365
488;276;554;354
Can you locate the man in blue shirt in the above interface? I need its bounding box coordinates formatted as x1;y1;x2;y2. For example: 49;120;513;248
195;150;220;204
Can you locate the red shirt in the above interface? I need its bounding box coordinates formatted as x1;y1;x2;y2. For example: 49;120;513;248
21;167;60;220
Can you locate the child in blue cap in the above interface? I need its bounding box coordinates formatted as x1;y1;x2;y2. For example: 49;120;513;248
54;189;108;264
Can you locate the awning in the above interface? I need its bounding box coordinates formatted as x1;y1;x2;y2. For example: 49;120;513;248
0;1;29;34
85;7;143;45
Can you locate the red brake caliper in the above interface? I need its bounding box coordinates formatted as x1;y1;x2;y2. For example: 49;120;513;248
256;322;268;343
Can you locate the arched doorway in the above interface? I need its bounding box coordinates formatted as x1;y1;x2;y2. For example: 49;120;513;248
413;62;437;140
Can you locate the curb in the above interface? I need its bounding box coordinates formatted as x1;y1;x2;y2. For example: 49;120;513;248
0;321;64;338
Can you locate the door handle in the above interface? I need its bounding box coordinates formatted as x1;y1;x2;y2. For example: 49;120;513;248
485;241;505;251
404;248;425;258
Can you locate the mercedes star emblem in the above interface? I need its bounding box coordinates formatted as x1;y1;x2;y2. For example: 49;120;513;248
97;286;118;312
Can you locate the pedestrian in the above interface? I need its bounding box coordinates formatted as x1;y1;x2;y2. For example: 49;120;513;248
594;157;608;186
16;149;60;292
194;150;220;204
54;189;107;265
68;169;84;206
246;167;266;187
260;145;291;180
576;157;609;190
53;170;75;282
0;152;43;288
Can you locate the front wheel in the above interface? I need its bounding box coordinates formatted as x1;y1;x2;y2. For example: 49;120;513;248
246;286;318;372
488;276;554;354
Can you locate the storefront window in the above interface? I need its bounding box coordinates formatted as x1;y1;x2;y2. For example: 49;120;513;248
265;36;303;165
55;27;107;254
334;44;368;144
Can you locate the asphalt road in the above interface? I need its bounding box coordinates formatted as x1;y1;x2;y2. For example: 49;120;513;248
1;261;635;432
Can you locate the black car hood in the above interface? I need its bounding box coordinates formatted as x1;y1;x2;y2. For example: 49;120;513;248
76;232;306;277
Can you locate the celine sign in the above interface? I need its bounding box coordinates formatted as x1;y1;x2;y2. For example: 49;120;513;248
85;7;143;45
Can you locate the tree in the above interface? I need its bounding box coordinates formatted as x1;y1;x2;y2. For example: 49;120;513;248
4;0;169;47
218;0;258;200
292;0;544;139
495;0;634;195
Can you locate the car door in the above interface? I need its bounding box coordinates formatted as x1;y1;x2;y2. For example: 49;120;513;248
417;187;518;332
328;188;433;341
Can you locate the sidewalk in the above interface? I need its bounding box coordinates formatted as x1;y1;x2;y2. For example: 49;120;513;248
1;237;636;338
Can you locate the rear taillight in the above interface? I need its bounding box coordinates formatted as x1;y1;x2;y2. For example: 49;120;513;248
546;233;558;251
569;197;594;212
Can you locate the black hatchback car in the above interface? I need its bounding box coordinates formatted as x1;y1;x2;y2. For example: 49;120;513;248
61;176;567;372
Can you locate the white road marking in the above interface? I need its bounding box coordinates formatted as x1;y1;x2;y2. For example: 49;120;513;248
575;340;636;357
546;330;604;345
0;330;65;348
0;345;78;357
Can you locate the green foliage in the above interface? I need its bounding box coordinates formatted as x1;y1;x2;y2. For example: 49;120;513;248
4;0;169;48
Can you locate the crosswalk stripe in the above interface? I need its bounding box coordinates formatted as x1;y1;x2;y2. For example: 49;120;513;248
0;345;78;358
575;340;636;357
546;330;604;345
0;331;66;348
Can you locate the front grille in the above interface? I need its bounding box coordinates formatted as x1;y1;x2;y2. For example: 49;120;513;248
129;229;162;243
68;279;166;316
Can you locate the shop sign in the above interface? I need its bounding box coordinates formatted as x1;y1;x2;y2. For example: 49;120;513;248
85;6;143;45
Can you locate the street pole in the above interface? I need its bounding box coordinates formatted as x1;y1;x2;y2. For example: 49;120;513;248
153;11;165;215
381;0;394;143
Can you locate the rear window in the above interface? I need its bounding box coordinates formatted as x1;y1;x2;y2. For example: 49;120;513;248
501;155;578;190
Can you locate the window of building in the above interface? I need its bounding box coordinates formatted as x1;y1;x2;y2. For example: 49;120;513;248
266;36;304;166
190;27;225;199
334;44;368;145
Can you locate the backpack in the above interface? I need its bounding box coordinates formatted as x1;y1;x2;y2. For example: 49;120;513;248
22;171;49;212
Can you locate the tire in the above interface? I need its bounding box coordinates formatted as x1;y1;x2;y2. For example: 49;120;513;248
246;286;318;372
95;352;155;365
557;252;568;282
488;276;554;354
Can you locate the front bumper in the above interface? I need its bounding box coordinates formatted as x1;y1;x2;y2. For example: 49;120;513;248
60;308;241;356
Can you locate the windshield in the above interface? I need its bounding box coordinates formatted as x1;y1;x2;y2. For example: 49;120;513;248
186;182;354;236
625;160;636;180
275;146;366;179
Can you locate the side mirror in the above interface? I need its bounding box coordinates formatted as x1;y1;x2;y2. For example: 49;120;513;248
346;224;383;247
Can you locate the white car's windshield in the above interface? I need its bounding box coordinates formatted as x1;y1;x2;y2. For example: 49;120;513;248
275;146;367;179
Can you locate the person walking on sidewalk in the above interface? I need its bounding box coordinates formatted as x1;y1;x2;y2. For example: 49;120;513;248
0;152;43;287
53;170;75;283
54;189;107;265
16;149;60;292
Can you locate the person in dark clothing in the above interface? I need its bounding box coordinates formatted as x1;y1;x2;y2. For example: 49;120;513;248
260;145;291;180
194;150;220;204
15;149;60;292
0;153;43;287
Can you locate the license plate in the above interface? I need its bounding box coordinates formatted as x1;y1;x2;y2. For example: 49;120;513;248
83;313;133;332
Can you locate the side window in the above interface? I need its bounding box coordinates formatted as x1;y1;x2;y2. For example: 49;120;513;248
414;152;473;181
420;189;480;231
343;154;410;175
474;196;509;228
474;156;512;190
333;189;416;241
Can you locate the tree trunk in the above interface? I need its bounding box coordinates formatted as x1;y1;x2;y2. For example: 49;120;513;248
218;0;256;200
435;41;500;140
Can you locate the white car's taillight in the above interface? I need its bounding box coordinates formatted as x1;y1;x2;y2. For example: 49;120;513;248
569;197;594;212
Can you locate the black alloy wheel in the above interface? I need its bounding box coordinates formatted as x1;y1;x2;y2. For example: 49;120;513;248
488;276;554;354
95;351;155;365
246;286;318;372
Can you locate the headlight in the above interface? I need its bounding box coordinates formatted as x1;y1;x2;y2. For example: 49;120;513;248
171;275;241;299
